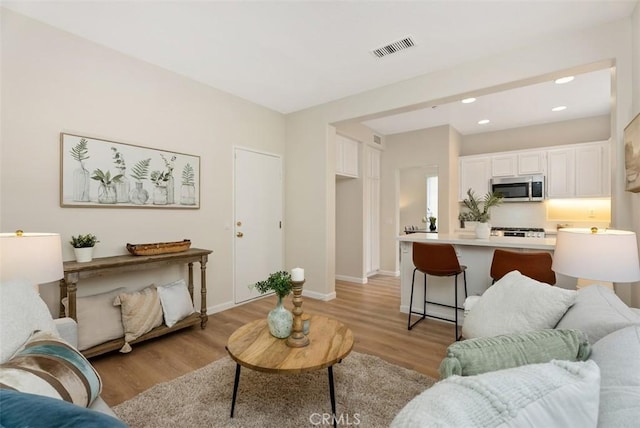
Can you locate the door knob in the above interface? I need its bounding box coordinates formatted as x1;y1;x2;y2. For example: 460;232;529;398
236;232;244;238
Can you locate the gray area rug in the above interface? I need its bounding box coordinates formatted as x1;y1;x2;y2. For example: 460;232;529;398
113;352;436;427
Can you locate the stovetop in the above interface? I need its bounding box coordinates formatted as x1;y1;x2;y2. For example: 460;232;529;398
490;227;546;238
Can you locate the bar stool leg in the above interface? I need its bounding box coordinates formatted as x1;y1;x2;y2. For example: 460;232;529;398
454;274;459;341
422;273;427;324
463;271;468;299
408;268;417;330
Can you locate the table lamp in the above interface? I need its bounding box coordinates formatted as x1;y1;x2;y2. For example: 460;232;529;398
552;228;640;289
0;231;64;284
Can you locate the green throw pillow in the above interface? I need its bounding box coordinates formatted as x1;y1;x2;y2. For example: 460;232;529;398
439;329;591;379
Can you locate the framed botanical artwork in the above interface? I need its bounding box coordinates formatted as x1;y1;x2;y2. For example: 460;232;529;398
624;113;640;193
60;133;200;208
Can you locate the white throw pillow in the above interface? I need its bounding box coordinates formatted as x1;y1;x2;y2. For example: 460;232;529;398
156;279;195;328
462;270;577;339
556;285;640;344
590;325;640;427
62;288;126;351
0;279;58;363
391;359;601;428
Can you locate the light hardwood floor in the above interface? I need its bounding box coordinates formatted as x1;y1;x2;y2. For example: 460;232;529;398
91;275;455;406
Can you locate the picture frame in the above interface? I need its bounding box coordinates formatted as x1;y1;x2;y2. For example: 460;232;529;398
60;133;200;208
624;112;640;193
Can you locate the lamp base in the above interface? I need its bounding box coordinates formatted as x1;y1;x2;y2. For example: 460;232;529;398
575;278;614;290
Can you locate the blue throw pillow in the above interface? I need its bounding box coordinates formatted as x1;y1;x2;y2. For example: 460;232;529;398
0;389;127;428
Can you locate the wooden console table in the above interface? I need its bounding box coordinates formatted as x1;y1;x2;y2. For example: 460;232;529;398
59;248;212;358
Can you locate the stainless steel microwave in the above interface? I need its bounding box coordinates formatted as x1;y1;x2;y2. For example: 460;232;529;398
490;175;545;202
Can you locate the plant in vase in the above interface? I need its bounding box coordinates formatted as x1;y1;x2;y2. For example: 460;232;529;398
428;216;437;231
111;147;130;203
129;158;151;205
180;163;196;205
461;188;503;238
69;138;90;202
91;169;122;204
251;271;293;338
160;154;177;204
70;233;98;262
150;170;170;205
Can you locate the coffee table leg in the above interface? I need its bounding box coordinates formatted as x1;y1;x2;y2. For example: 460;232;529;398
230;363;241;418
328;366;337;428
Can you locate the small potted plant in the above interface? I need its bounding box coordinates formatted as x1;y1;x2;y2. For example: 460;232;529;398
70;234;99;262
252;271;293;338
458;211;473;229
428;216;437;232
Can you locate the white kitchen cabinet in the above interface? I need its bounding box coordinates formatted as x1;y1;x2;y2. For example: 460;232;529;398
459;156;490;200
518;151;545;175
336;134;359;178
546;148;576;198
460;141;609;201
546;141;610;198
491;154;517;177
575;142;610;197
490;151;544;177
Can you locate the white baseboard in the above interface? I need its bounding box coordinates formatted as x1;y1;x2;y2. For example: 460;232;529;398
207;301;235;314
376;270;400;277
207;289;337;313
335;274;367;284
303;289;336;301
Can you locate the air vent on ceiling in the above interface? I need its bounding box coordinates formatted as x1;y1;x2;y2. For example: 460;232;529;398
373;135;382;145
371;36;415;58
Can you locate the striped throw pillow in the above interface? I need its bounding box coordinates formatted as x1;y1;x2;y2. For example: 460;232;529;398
0;330;102;407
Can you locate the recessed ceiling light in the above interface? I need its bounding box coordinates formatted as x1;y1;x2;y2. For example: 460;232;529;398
461;97;476;104
478;119;490;125
552;106;567;112
555;76;574;84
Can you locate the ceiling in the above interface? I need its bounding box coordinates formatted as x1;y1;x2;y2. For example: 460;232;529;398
2;1;635;135
362;68;612;135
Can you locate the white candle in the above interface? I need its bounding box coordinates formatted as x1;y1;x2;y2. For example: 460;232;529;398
291;267;304;282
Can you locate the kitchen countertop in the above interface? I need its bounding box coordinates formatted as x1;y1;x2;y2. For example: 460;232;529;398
398;232;556;250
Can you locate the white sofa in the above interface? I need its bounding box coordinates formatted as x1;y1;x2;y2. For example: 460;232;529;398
0;279;117;418
393;280;640;427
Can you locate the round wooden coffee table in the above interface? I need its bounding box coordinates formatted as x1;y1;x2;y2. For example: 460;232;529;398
226;315;354;426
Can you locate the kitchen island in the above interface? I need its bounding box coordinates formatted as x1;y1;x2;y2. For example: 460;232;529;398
397;233;572;325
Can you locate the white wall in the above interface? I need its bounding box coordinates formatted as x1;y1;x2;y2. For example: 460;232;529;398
631;1;640;307
0;10;286;313
285;16;635;302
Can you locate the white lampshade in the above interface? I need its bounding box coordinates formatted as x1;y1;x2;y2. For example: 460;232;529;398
0;232;64;284
552;228;640;283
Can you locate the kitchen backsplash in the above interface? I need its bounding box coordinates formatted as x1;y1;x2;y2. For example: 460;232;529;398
461;198;611;232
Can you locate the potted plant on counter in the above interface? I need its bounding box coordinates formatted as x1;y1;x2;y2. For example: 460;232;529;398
70;233;98;262
428;216;437;232
251;271;293;338
461;189;503;239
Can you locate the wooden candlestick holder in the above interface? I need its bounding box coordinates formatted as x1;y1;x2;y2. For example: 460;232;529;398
286;279;310;348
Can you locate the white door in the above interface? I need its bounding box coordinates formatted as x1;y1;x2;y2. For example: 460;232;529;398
234;148;283;304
